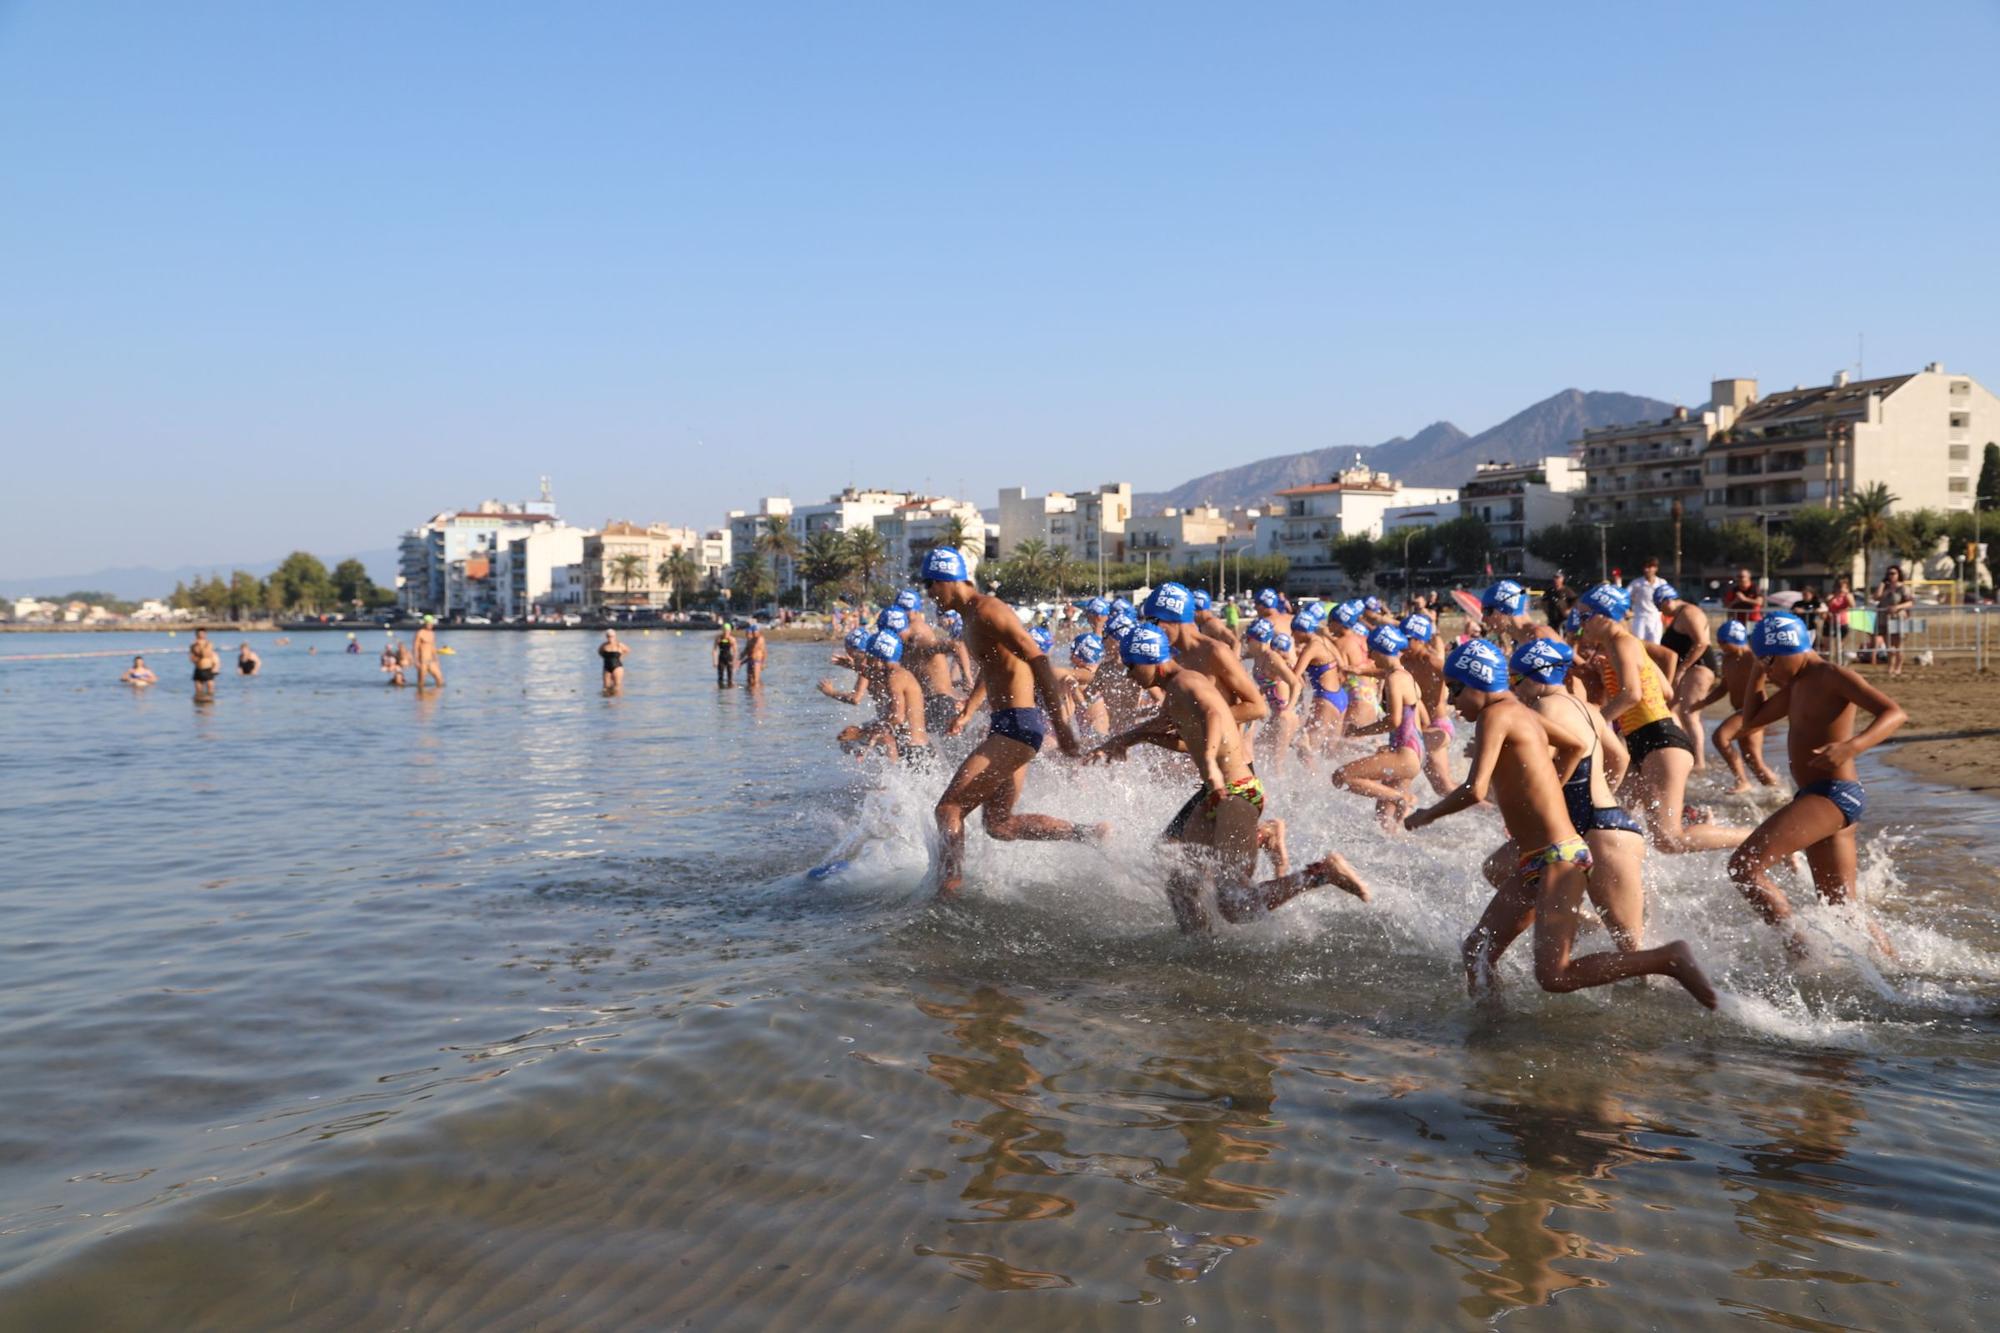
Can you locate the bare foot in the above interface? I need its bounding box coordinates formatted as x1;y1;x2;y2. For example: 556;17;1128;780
1752;768;1781;787
1663;940;1719;1009
1725;780;1754;795
936;876;963;901
1259;819;1291;877
1304;853;1371;903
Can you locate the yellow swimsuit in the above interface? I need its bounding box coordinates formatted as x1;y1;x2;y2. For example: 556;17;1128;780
1597;655;1671;735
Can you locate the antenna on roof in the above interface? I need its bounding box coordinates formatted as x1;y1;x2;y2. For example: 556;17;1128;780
1856;333;1864;381
539;475;553;505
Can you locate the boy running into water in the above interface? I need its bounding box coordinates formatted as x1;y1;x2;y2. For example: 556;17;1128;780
1695;619;1782;792
1404;639;1717;1008
832;630;931;765
925;547;1104;898
1727;614;1906;957
1095;625;1369;932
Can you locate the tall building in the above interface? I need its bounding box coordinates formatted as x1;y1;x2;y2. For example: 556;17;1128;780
495;524;591;619
1254;456;1457;595
874;496;986;584
996;483;1132;565
397;494;561;614
1459;456;1583;579
583;522;701;612
1575;383;1748;524
727;499;794;588
1704;365;1998;526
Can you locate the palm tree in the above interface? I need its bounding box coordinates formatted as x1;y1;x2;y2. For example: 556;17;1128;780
658;547;703;614
1046;545;1081;600
756;516;799;589
731;550;772;612
845;527;889;601
938;514;974;553
609;551;647;609
1838;482;1898;581
799;529;853;608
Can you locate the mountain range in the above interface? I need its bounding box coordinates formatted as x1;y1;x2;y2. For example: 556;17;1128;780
1135;389;1674;512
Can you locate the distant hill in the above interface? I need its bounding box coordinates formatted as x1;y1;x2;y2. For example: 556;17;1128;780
1136;389;1674;511
1;548;401;601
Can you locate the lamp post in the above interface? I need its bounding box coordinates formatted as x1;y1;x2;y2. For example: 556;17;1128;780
1593;522;1612;582
1757;510;1775;591
1402;528;1416;605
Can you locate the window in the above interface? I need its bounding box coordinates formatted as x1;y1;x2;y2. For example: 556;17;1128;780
1950;477;1970;493
1950;412;1971;430
1951;444;1971;461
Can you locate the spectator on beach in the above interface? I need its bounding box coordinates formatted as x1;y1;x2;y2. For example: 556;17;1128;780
1540;572;1578;627
1629;557;1668;644
1872;566;1915;677
1724;569;1764;624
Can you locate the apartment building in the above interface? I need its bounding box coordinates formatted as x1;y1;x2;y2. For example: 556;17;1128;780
874;496;986;583
495;524;591;620
397;494;561;614
727;499;794;588
583;522;701;612
1704;365;1998;526
1254;456;1458;595
1124;504;1239;570
1459;456;1583;578
996;482;1132;565
1574;382;1749;524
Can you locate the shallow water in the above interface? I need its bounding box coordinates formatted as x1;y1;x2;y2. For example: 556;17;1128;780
2;629;1997;1330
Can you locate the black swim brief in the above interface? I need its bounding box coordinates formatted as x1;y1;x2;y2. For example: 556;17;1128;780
1624;717;1695;766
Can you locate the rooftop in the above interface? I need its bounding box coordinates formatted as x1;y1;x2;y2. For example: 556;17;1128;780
1735;373;1915;425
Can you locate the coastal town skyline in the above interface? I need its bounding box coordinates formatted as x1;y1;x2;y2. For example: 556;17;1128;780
7;3;1998;580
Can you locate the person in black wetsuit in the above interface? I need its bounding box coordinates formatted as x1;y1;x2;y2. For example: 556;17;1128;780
599;629;627;692
712;625;736;688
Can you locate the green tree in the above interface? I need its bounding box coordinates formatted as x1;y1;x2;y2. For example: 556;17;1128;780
755;515;799;584
330;558;376;608
799;528;854;606
658;547;703;613
938;514;974;552
1783;505;1846;569
270;551;333;613
844;527;890;601
1979;442;2000;510
1714;520;1793;573
227;571;265;621
1526;524;1597;578
1046;545;1083;599
1430;516;1493;576
1333;533;1379;589
1887;507;1949;566
609;552;647;608
731;550;773;610
168;580;194;612
1838;482;1898;581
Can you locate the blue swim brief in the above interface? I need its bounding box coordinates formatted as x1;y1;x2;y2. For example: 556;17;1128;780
1799;777;1866;828
1316;687;1350;713
989;707;1049;753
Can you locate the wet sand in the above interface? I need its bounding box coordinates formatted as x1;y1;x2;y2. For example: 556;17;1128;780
1854;663;2000;796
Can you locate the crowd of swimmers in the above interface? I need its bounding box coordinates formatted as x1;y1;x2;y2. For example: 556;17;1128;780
815;547;1911;1011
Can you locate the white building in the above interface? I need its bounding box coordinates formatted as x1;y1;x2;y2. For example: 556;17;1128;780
874;496;986;583
1575;385;1745;526
726;498;795;588
997;482;1132;565
495;524;592;620
1459;455;1584;578
398;493;562;614
549;563;587;611
1705;364;1999;528
1255;456;1458;595
697;529;732;583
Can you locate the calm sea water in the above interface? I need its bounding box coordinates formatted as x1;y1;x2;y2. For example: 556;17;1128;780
2;629;1997;1330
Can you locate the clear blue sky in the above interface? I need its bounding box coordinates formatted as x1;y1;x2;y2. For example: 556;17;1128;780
4;1;1996;579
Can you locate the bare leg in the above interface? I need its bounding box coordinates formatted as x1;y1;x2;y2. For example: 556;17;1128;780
1745;727;1781;786
1257;819;1290;877
1674;667;1713;770
1463;875;1536;996
1802;826;1897;960
1420;726;1455;795
1332;750;1420;827
1712;712;1753;793
1533;861;1716;1007
1727;793;1848;953
1221;849;1371;920
1582;828;1647;951
1635;749;1749;853
932;735;1036;899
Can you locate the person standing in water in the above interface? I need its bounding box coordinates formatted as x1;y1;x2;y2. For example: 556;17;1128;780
1404;639;1716;1009
713;623;737;688
189;629;221;701
743;623;767;687
599;629;627;692
924;546;1104;900
413;616;445;688
1727;614;1906;957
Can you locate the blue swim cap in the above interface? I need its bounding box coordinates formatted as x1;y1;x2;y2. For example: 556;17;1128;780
1143;581;1197;624
1111;597;1135;616
1120;623;1173;665
866;630;904;663
844;628;870;653
1563;607;1584;636
1077;595;1112;618
1367;624;1409;657
1104;612;1139;643
893;588;922;612
1718;619;1750;647
1272;632;1294;653
1751;613;1812;658
1070;632;1105;666
1364;596;1385;613
1578;583;1630;621
941;610;964;640
1444;638;1509;693
1292;603;1326;634
1509;636;1573;685
922;546;970;583
1480;580;1525;613
1030;625;1054;653
1400;612;1435;643
1651;582;1681;609
1244;618;1276;644
1333;600;1365;629
877;607;910;633
1255;588;1289;612
1192;588;1212;612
